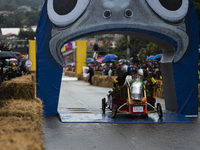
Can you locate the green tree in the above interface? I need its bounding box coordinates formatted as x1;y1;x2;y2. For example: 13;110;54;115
18;28;36;40
109;35;149;59
109;36;128;59
139;43;162;60
99;36;113;51
4;4;18;11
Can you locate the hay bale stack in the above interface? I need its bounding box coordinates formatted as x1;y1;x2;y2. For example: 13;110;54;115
98;76;109;87
94;71;102;76
64;71;75;77
83;75;89;82
0;116;42;134
98;76;105;86
0;132;45;150
77;73;84;80
0;98;44;150
31;73;37;82
0;77;35;100
91;75;101;86
0;98;43;121
96;76;117;88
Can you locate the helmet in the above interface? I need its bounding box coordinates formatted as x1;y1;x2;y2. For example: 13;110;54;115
137;68;143;75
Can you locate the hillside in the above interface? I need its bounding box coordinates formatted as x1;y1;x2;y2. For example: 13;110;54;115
0;0;45;11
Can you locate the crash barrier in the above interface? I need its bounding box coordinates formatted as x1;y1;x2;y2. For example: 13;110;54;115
64;71;75;77
0;75;45;150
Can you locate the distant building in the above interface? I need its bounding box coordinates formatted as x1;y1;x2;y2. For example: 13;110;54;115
5;33;18;40
87;40;116;50
18;6;32;12
0;27;37;36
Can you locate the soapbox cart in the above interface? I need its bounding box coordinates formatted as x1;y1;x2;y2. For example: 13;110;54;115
102;75;163;119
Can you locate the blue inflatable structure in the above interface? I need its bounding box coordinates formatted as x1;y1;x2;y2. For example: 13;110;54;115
37;0;199;117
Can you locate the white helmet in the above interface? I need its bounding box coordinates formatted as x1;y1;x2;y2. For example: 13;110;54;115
137;68;143;75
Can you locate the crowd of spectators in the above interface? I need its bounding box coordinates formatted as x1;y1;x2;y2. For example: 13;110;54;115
0;42;11;51
87;59;162;80
0;42;29;82
1;61;30;81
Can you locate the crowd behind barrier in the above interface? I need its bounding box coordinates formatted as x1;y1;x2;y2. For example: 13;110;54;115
64;58;200;108
86;59;162;80
0;42;12;52
0;55;30;83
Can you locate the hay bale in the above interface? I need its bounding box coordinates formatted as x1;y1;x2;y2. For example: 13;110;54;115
0;132;45;150
77;73;84;80
0;116;43;134
83;75;89;82
0;77;36;100
0;97;44;150
65;71;75;77
94;71;102;76
99;76;109;87
0;98;43;121
96;76;117;88
92;75;100;86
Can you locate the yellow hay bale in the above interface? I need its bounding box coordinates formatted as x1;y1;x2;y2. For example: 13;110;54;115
98;76;108;87
0;116;43;134
94;71;102;76
64;71;75;77
0;132;45;150
83;75;89;82
77;73;84;80
0;78;35;100
0;98;43;121
12;74;33;82
92;75;100;86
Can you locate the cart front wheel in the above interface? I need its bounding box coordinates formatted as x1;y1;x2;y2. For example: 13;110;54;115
111;103;117;118
157;103;163;118
102;98;106;114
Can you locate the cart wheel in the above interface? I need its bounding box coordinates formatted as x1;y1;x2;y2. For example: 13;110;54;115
102;98;106;114
157;103;163;118
111;103;117;119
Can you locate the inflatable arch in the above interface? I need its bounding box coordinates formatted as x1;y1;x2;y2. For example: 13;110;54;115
37;0;199;116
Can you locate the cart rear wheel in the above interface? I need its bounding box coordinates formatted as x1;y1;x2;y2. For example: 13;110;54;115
102;98;106;114
111;103;117;118
157;103;163;118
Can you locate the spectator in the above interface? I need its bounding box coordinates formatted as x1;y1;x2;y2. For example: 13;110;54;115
87;65;94;85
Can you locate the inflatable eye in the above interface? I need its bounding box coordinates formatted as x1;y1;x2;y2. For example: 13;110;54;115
47;0;90;27
125;9;133;18
146;0;189;22
103;10;112;19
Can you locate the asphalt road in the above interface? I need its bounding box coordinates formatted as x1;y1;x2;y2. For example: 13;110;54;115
43;76;200;150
